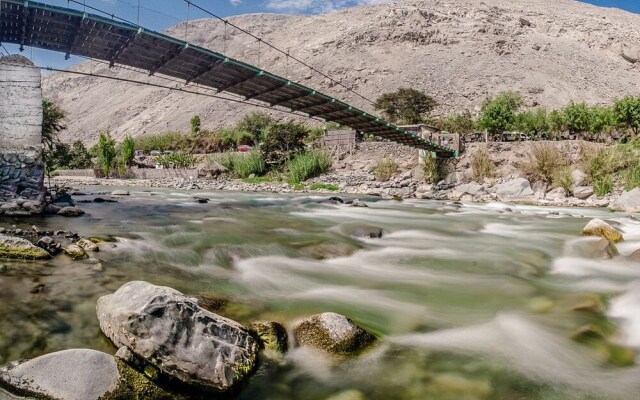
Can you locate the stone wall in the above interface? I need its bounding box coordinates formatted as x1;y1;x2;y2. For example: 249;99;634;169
0;56;45;216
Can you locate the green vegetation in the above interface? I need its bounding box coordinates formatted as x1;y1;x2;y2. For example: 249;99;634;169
470;148;495;181
134;133;191;153
553;166;574;195
190;114;201;135
309;183;339;191
521;143;566;184
374;88;438;124
121;135;135;167
286;150;332;184
96;132;117;177
478;91;523;134
430;110;477;134
580;139;640;195
236;112;277;144
242;176;273;184
613;96;640;136
373;159;398;182
215;151;266;179
261;120;310;166
422;154;441;184
156;152;198;169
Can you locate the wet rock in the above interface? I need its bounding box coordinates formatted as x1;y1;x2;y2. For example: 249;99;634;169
111;190;130;196
325;390;366;400
96;281;259;392
573;186;594;200
193;197;209;204
44;204;62;214
64;244;89;260
301;242;358;260
581;218;624;243
57;206;85;217
572;295;605;315
0;349;120;400
346;225;383;239
250;321;288;354
350;199;368;208
328;196;345;204
630;249;640;262
567;237;619;259
611;188;640;212
77;238;99;252
293;312;376;355
35;236;62;256
0;235;51;260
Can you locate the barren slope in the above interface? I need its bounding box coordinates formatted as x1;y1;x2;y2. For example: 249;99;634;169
42;0;640;144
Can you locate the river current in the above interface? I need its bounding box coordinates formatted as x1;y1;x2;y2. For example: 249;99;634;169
1;186;640;400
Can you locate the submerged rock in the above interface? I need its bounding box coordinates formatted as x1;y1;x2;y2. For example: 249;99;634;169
96;281;259;392
111;190;130;196
250;321;288;354
345;225;383;239
64;244;89;260
293;312;376;355
0;235;51;260
581;218;624;243
57;206;85;217
630;249;640;262
0;349;120;400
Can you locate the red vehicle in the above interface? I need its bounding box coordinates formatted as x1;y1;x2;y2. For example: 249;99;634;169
237;145;252;152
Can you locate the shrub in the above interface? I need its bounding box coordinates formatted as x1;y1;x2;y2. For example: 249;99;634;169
156;152;198;169
214;151;266;178
478;91;523;134
521;143;566;184
562;102;591;137
422;154;440;184
470;148;495;181
309;183;339;191
135;133;190;153
286;150;331;184
373;159;398;182
121;135;135;167
374;88;438;124
262;120;310;166
594;175;614;196
236;112;277;144
624;164;640;191
67;141;92;169
553;167;574;195
514;108;548;138
96;132;117;177
191;115;201;135
613;96;640;136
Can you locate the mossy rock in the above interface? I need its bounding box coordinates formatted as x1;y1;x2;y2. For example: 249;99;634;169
250;321;288;354
77;238;99;252
325;390;366;400
64;244;88;260
293;312;376;355
0;235;51;260
581;219;624;243
102;360;186;400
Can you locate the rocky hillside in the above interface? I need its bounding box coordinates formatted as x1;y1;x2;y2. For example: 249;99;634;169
42;0;640;144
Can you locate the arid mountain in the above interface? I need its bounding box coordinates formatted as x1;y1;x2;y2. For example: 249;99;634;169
42;0;640;144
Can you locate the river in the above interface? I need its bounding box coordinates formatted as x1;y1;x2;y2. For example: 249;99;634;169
1;187;639;400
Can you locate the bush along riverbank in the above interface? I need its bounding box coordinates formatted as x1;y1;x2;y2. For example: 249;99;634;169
49;140;640;213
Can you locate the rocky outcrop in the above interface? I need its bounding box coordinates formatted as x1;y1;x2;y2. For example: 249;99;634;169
581;218;624;243
0;349;120;400
611;188;640;213
0;234;51;260
293;312;376;355
96;281;259;393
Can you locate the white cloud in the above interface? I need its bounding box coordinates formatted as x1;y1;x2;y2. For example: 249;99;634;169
230;0;243;5
264;0;394;13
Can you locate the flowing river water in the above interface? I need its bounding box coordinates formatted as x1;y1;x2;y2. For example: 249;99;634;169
1;186;640;400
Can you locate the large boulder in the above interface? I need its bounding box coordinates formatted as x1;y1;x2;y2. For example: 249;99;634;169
571;169;587;187
293;312;376;355
0;235;51;260
581;218;624;243
453;182;483;197
573;186;594;200
57;206;85;217
0;349;120;400
96;281;259;392
494;178;534;201
611;188;640;213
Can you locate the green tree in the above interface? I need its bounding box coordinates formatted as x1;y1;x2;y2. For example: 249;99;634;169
562;102;591;137
41;99;67;176
261;120;310;166
514;108;548;138
374;88;438;124
613;96;640;136
67;141;92;169
121;135;135;167
236;112;277;144
589;106;615;138
96;132;116;177
190;115;201;136
548;110;565;137
478;91;523;134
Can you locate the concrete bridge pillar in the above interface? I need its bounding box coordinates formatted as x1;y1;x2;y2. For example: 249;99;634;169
0;55;45;216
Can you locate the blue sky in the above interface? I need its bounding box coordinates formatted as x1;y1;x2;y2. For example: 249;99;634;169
3;0;639;69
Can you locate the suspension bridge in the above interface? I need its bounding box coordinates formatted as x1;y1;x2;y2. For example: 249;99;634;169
0;0;455;157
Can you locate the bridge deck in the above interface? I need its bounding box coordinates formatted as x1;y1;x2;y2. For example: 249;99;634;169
0;0;455;157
